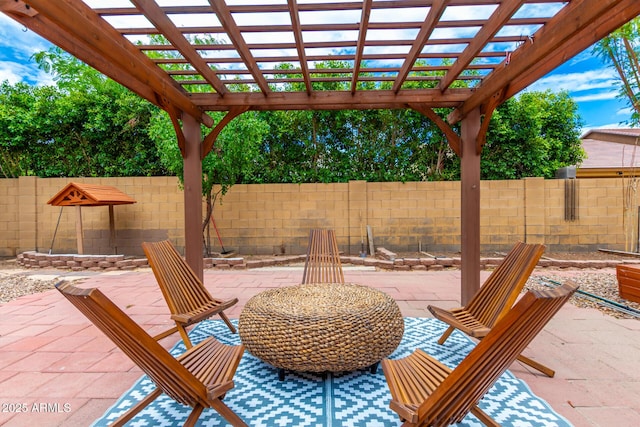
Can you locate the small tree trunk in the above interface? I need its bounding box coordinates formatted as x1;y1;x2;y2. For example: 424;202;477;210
202;191;214;256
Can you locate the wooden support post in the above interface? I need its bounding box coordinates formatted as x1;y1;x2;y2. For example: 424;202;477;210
182;113;204;280
75;205;84;255
460;108;482;305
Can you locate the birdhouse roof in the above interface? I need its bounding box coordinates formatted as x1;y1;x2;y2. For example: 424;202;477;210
47;182;136;207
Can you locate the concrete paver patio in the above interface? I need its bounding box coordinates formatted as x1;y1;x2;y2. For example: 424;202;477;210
0;265;639;426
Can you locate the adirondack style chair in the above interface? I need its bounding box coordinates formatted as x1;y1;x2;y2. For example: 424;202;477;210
301;229;345;284
142;240;238;348
427;241;554;376
56;282;247;427
382;282;578;427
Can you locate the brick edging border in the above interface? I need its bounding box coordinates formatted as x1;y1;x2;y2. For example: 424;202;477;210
17;250;640;272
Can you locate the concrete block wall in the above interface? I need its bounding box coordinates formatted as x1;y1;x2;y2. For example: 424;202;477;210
0;176;635;257
2;176;185;257
364;180;462;253
543;178;630;251
481;179;526;250
213;182;350;255
0;179;19;257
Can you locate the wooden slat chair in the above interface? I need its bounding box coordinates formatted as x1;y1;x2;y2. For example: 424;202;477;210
56;282;247;427
427;241;553;376
142;240;238;349
301;228;345;284
382;282;578;427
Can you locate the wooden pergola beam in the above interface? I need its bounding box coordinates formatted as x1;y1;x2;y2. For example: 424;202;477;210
460;108;482;305
6;0;212;127
208;0;271;95
449;0;640;123
408;103;461;157
1;1;159;107
437;0;525;92
350;0;372;94
93;1;562;16
392;0;449;93
505;0;640;99
131;0;228;95
287;0;313;95
476;88;506;154
202;106;250;159
190;89;473;111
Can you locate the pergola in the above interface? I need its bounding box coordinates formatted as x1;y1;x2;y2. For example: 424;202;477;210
3;0;639;303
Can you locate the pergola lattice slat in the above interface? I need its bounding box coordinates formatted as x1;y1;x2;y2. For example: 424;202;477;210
131;0;228;95
449;0;640;123
7;0;615;118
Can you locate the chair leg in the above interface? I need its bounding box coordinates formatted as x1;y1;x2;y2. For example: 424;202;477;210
184;404;204;427
111;388;162;426
219;312;237;333
470;405;500;427
152;325;179;341
437;326;455;345
177;324;194;349
210;399;249;427
517;354;555;377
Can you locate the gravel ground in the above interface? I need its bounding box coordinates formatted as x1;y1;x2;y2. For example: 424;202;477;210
0;273;60;303
526;271;640;319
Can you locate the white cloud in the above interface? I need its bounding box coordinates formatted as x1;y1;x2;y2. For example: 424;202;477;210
614;105;634;117
572;92;618;103
527;69;618;95
513;3;566;19
369;7;428;24
0;60;31;85
0;14;55;85
0;15;51;59
441;5;497;21
567;53;592;68
0;59;55;86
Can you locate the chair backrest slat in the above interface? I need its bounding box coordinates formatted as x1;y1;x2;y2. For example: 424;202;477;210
302;229;344;284
416;282;577;425
466;241;545;327
56;282;207;407
142;240;215;315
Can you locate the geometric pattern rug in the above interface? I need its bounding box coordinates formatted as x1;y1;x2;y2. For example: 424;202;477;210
92;317;573;426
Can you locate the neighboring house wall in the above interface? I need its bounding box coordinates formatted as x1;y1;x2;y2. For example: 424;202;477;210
0;176;635;257
581;129;640;146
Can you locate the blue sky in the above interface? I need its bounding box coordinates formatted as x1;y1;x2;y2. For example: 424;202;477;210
0;12;632;132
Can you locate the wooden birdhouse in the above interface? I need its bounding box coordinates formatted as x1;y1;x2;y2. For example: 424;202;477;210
47;182;136;254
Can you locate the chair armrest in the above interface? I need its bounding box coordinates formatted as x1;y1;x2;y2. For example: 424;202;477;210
427;305;490;338
171;298;238;324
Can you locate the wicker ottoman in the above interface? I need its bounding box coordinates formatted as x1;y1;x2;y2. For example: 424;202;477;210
238;283;404;379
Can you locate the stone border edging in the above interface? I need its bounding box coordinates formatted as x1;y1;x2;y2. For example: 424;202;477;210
17;251;147;271
17;250;640;272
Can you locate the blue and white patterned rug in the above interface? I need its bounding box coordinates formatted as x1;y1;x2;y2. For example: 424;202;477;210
93;318;572;426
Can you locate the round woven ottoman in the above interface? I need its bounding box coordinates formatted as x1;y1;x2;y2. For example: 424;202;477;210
238;283;404;378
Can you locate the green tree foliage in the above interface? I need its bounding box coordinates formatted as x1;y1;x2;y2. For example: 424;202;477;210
143;34;269;253
481;91;585;179
253;108;453;183
149;111;268;199
253;61;462;183
1;46;584;185
594;17;640;126
0;47;166;178
149;110;268;254
0;81;37;177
